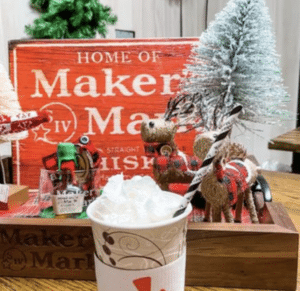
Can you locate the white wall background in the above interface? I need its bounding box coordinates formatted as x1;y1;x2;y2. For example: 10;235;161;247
0;0;299;170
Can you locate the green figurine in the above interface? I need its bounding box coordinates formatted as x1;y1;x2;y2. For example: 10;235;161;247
57;142;78;185
57;142;78;170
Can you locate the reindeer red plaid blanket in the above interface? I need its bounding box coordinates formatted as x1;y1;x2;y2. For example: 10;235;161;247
144;142;202;174
215;160;251;205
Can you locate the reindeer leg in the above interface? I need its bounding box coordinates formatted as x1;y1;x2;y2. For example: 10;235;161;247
235;192;244;223
212;206;222;222
245;188;259;224
204;202;211;222
223;202;234;223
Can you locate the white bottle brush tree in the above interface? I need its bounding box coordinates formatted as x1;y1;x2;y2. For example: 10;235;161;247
171;0;290;132
0;64;50;184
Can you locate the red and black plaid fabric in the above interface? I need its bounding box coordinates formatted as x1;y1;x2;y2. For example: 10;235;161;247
215;160;250;205
144;142;202;174
144;142;175;158
185;155;203;171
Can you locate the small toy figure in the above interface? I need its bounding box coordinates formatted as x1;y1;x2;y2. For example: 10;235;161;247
141;119;202;191
43;135;101;174
41;135;102;213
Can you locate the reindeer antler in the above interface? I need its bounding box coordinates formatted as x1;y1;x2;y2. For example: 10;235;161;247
164;94;189;121
164;92;205;132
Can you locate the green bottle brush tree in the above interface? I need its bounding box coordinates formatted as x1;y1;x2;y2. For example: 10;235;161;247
25;0;117;39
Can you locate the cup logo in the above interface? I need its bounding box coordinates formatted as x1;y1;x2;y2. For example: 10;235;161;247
100;231;167;270
133;277;166;291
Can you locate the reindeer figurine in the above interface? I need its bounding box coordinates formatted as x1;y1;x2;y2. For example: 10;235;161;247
141;93;260;223
141;118;203;191
200;142;259;223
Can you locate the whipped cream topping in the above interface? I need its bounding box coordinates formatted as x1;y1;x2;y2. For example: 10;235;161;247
93;174;182;226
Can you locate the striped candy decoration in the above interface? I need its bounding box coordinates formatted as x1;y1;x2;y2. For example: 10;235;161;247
0;110;50;135
173;105;243;217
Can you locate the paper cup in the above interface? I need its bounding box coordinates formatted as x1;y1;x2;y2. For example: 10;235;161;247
87;192;191;290
94;248;186;291
87;193;191;270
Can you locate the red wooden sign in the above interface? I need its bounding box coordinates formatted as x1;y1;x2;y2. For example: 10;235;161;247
9;38;198;189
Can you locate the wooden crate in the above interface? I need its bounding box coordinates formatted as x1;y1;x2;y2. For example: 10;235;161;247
187;202;298;290
0;201;298;290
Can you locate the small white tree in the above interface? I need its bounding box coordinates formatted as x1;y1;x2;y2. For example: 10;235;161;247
0;64;28;142
180;0;290;131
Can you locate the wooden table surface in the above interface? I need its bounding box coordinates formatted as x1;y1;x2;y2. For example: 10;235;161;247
0;170;300;291
268;127;300;153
